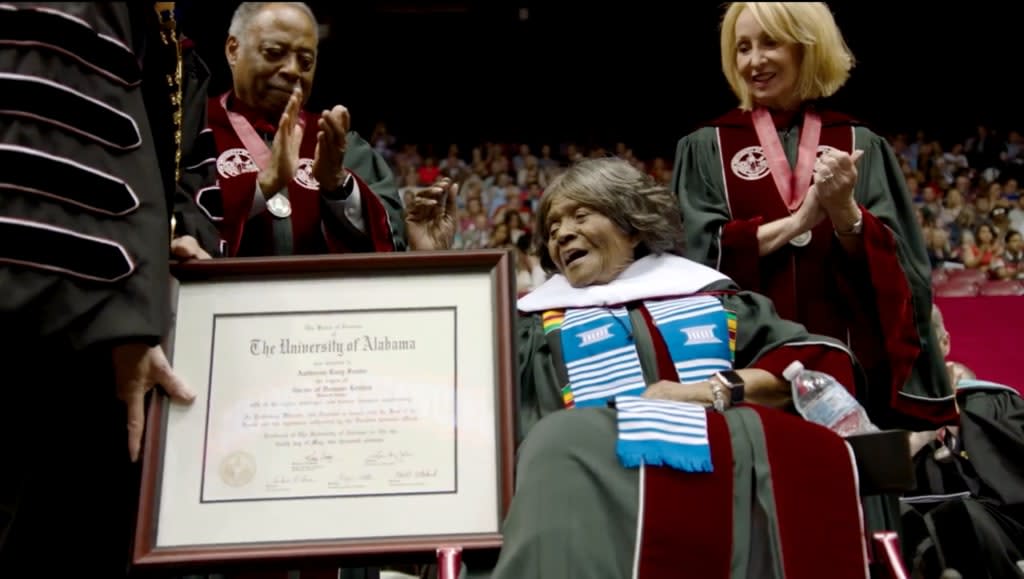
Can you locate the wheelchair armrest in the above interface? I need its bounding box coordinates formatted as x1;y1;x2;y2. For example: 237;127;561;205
846;429;915;496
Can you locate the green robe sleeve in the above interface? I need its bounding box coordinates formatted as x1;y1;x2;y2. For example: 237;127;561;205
852;127;931;283
851;127;954;425
672;128;730;269
340;131;407;251
516;314;566;443
710;281;865;398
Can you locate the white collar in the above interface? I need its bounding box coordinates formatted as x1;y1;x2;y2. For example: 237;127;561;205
518;254;731;312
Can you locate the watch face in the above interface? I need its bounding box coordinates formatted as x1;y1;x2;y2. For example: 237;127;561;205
716;370;743;386
729;384;745;403
715;371;745;403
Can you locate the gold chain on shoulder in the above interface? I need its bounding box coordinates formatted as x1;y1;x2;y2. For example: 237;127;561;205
156;3;183;237
156;4;183;182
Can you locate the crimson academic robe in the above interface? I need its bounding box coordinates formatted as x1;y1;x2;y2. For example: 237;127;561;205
672;106;955;429
200;92;403;257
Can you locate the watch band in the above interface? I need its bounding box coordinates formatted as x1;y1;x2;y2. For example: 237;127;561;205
710;381;727;412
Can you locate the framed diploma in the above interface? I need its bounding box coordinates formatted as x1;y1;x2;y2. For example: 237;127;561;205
133;250;518;570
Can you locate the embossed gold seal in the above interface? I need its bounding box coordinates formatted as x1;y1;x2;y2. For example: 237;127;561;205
219;451;257;488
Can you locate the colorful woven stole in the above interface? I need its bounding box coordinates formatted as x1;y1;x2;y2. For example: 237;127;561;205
548;296;734;473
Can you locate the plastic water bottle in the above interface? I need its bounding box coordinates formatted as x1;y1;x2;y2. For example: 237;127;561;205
783;361;879;437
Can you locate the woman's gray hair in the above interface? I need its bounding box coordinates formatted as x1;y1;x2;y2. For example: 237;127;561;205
228;2;319;42
533;157;686;274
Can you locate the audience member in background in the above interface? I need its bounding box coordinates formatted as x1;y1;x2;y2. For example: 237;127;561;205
513;234;546;294
487;222;512;249
504;209;529;243
926;228;959;270
990;230;1024;280
990;205;1013;238
961;223;1001;273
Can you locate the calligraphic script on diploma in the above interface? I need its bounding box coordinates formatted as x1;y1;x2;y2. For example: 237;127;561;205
201;307;457;502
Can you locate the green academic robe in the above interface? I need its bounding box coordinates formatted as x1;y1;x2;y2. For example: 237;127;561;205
489;271;871;579
672;108;955;430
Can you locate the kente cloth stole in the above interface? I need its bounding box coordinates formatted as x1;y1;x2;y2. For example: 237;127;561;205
544;296;735;473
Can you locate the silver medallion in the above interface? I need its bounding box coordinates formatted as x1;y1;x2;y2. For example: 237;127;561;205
790;230;812;247
266;193;292;219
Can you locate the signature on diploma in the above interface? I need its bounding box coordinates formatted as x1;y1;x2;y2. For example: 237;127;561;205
300;450;335;464
393;468;439;480
337;472;374;483
269;474;315;487
363;449;414;467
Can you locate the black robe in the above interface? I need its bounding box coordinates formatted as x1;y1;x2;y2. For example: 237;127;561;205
0;3;214;576
901;380;1024;578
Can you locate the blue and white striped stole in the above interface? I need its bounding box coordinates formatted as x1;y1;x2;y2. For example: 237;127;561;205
560;305;639;406
559;295;734;473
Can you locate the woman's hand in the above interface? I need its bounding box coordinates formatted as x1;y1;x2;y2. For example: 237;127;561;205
642;369;790;409
814;149;865;232
793;185;827;232
641;380;715;406
756;190;826;256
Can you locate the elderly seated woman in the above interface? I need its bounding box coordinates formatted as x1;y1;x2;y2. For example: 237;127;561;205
406;158;875;579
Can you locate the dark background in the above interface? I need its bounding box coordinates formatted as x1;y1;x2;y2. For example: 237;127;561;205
179;1;1024;159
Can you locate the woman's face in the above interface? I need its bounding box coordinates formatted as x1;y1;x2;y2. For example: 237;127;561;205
977;225;994;245
946;189;962;207
1008;233;1023;253
492;223;509;243
734;9;802;111
544;195;637;288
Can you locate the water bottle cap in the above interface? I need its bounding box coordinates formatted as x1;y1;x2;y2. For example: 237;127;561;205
782;361;805;381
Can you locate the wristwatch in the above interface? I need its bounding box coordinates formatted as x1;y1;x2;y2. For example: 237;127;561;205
712;370;746;405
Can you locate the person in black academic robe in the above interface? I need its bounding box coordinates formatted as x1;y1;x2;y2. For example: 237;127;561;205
901;306;1024;579
0;3;200;576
